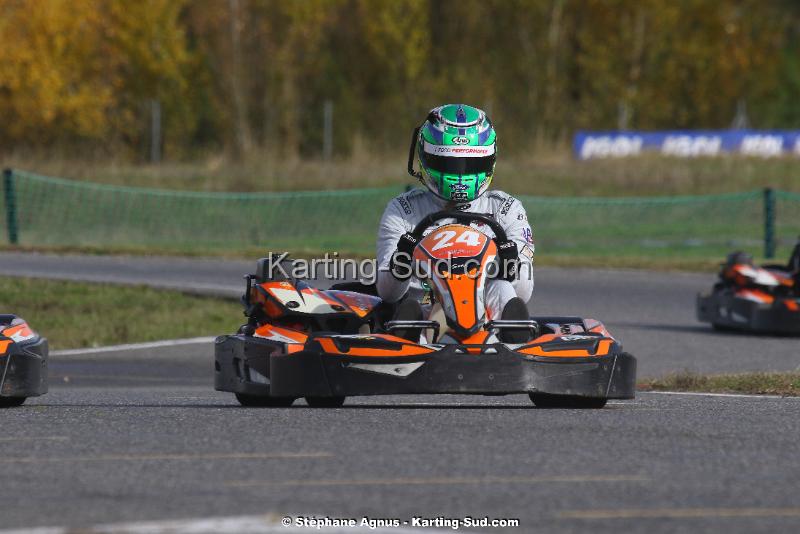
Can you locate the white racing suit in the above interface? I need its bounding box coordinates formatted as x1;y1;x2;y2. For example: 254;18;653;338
376;188;534;318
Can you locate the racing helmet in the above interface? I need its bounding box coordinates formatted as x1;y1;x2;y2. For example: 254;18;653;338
407;104;496;203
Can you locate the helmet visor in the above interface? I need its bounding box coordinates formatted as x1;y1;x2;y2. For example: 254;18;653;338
420;142;496;176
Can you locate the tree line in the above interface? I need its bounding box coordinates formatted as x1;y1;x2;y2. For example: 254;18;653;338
1;0;798;160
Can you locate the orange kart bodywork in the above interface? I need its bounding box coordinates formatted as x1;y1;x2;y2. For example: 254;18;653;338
214;256;636;408
216;314;635;404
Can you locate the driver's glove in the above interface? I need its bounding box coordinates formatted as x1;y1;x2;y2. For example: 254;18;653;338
496;239;519;282
389;232;418;280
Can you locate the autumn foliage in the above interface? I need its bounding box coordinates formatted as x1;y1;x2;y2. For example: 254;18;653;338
0;0;797;160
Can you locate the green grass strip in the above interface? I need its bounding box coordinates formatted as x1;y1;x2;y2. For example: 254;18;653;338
0;277;242;350
640;370;800;396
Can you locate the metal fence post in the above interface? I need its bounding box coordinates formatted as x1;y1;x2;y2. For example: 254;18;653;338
764;187;775;259
3;168;19;245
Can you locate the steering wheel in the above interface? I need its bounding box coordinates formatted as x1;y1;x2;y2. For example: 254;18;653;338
390;210;517;282
409;210;509;244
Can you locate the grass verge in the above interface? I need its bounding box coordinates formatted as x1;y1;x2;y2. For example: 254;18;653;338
639;370;800;396
6;150;800;196
0;277;242;350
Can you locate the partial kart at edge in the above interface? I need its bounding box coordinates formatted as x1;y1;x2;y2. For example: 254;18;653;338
0;315;48;407
697;241;800;335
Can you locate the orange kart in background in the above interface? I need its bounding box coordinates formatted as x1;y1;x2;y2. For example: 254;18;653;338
215;211;636;409
0;315;48;407
697;241;800;334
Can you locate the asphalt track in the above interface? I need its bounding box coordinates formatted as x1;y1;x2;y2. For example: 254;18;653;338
2;252;800;533
2;251;799;376
4;355;800;534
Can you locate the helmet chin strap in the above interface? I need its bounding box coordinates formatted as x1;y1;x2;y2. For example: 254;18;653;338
407;125;423;181
408;111;440;182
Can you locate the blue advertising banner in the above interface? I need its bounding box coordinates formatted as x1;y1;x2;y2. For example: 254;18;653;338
573;130;800;159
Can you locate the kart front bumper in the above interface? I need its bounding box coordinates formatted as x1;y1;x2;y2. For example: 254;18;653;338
215;334;636;400
697;293;800;334
1;336;49;399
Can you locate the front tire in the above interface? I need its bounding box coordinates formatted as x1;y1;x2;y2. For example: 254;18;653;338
529;393;607;409
0;397;27;408
235;393;295;407
305;396;346;408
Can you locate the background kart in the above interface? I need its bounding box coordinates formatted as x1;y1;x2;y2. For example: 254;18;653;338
215;212;636;409
697;242;800;334
0;315;48;407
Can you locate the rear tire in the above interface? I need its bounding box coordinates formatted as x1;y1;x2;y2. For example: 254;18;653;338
0;397;27;408
305;396;346;408
235;393;295;407
529;393;607;409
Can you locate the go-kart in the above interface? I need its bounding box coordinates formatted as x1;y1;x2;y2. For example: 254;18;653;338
697;240;800;334
215;211;636;408
0;315;48;407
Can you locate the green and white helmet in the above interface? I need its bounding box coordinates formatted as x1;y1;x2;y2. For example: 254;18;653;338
408;104;497;203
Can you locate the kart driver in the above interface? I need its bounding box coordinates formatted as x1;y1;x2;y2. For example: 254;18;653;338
376;104;534;336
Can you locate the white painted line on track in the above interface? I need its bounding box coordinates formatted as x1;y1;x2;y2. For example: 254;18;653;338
0;514;437;534
51;337;215;356
643;390;799;400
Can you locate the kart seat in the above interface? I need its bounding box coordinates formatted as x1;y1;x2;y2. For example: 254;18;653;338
725;251;753;268
788;239;800;273
255;255;291;283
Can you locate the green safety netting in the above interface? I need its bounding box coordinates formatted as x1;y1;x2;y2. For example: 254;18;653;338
776;190;800;257
1;170;397;254
519;190;766;259
2;169;798;258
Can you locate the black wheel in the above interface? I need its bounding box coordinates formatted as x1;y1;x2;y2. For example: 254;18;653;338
529;393;607;409
305;396;346;408
235;393;295;407
0;397;27;408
